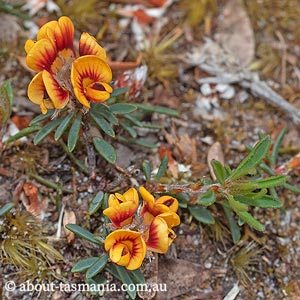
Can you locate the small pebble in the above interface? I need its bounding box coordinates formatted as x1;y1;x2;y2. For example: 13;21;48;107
200;83;213;96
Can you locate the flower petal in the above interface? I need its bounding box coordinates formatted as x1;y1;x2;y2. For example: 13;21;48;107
79;32;106;60
28;72;46;105
145;217;169;254
156;195;178;212
42;70;69;109
24;39;35;54
157;212;180;228
103;201;138;228
71;55;112;107
110;243;130;267
37;20;58;40
104;230;146;270
26;38;57;72
139;186;155;214
123;188;139;205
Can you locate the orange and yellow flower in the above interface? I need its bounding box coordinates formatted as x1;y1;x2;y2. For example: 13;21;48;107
25;16;113;114
103;187;180;270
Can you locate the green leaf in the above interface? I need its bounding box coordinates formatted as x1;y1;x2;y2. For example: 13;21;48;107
67;114;82;152
110;103;137;114
86;254;109;279
65;224;102;245
235;211;265;231
228;136;271;180
188;206;215;224
197;189;216;206
116;266;136;299
156;155;168;180
175;193;189;208
234;194;282;208
71;257;99;273
4;81;13;105
93;137;117;163
54;112;75;141
117;136;157;148
129;269;145;284
124;114;144;127
0;202;14;217
33;118;63;145
120;121;137;138
228;195;248;212
109;87;128;98
233;175;286;191
29;110;54;126
89;191;104;215
210;160;227;183
6;125;41;143
270;127;287;166
92;104;119;125
142;161;151;181
223;205;241;243
134;103;179;117
91;112;115;137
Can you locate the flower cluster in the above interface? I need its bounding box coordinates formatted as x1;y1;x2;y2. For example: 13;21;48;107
103;187;180;270
25;16;113;114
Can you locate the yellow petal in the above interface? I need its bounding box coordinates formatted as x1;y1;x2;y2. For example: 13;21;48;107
145;217;169;254
40;99;55;115
139;186;155;215
156;195;178;212
103;201;138;228
37;20;58;40
157;212;180;228
42;70;69;109
71;55;112;107
28;72;45;105
24;39;35;54
79;32;107;60
123;188;139;205
110;243;130;267
26;38;57;72
108;194;121;207
104;230;146;270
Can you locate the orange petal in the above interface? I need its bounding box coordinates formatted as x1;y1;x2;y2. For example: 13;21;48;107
110;243;131;267
156;195;178;212
28;72;46;105
79;32;106;60
71;55;112;107
42;70;69;109
157;212;180;228
104;230;146;270
139;186;155;214
40;99;55;114
24;40;35;54
108;194;121;207
123;188;139;205
145;217;169;254
46;16;75;54
103;201;138;228
37;20;58;40
26;38;57;72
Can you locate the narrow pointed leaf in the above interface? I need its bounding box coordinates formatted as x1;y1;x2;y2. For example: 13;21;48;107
124;114;143;127
86;254;109;279
33;118;62;145
134;103;179;117
156;155;168;180
91;112;115;137
71;257;99;273
120;121;137;138
228;195;248;212
65;224;102;245
6;125;41;143
54;111;75;140
234;194;282;208
223;205;241;243
188;206;215;224
67;114;82;152
93;137;116;163
129;269;145;284
109;87;128;98
228;136;271;180
142;160;151;181
29;110;54;126
89;191;104;215
116;266;136;299
92;104;119;125
0;202;14;217
235;211;265;231
210;159;227;183
0;81;12;125
270;127;286;166
110;103;137;114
